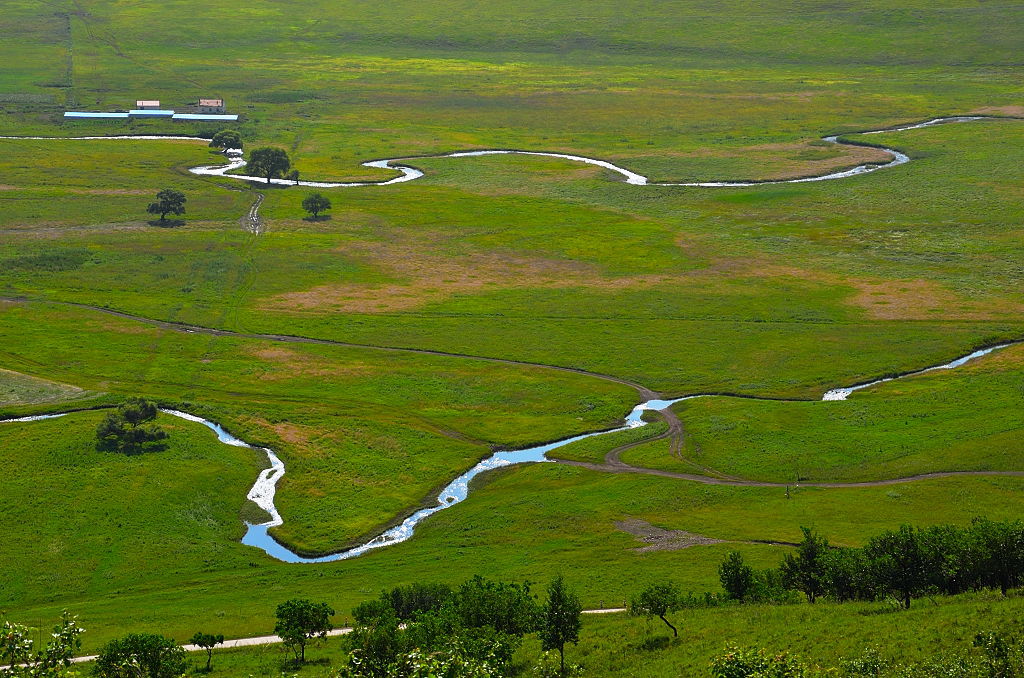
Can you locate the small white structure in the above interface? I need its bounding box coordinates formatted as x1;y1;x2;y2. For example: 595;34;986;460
135;100;161;109
197;98;225;113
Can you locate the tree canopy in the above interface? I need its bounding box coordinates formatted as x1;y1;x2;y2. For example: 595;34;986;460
302;192;331;218
630;582;680;636
94;633;186;678
538;575;582;675
247;147;291;184
208;129;242;150
95;397;168;454
190;632;224;671
146;189;186;222
274;599;334;662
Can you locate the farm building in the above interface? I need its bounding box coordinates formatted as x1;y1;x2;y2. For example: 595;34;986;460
197;98;225;113
135;100;161;109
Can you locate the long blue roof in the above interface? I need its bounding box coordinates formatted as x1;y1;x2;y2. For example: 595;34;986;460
171;113;239;121
129;109;175;116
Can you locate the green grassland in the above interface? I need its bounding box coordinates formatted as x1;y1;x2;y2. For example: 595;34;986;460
622;344;1024;482
168;592;1024;677
64;591;1024;676
6;407;1024;650
0;0;1023;661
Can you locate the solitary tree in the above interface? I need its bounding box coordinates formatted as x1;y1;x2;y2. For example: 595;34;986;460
146;189;186;222
247;147;291;184
780;527;830;603
719;551;755;602
539;575;582;675
94;633;186;678
302;192;331;218
274;599;334;662
96;397;168;454
190;632;224;671
208;129;242;150
287;169;301;185
630;582;680;637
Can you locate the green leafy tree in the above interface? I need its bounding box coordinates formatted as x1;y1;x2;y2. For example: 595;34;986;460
1;612;84;677
971;518;1024;596
822;547;873;602
146;189;186;222
384;582;452;621
630;582;680;637
539;576;582;676
96;398;167;454
451;575;538;637
189;632;224;671
302;192;331;218
719;551;755;602
864;525;935;609
287;169;301;185
94;633;186;678
247;147;290;184
780;527;829;603
208;130;241;150
274;599;334;662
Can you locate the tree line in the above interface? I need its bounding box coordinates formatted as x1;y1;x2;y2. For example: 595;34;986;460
2;574;583;678
631;517;1024;637
340;574;582;677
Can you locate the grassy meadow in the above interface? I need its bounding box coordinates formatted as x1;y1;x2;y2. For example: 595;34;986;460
0;0;1022;665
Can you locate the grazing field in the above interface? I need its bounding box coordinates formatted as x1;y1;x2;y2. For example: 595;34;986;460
155;592;1024;677
0;0;1022;669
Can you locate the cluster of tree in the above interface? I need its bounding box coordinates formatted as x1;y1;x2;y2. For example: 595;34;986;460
713;630;1024;677
631;518;1024;638
767;520;1024;609
340;575;582;677
95;397;168;454
94;633;187;678
0;612;84;678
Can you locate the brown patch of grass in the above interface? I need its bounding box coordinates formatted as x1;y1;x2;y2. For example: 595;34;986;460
846;278;1024;321
969;105;1024;117
248;345;375;379
736;262;1024;321
258;232;1023;320
260;240;680;313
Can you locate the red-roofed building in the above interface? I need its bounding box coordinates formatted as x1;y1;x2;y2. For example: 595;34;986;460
197;98;225;113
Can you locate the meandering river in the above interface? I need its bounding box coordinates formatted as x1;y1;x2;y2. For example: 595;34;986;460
3;338;1016;562
0;115;996;189
0;114;1019;561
